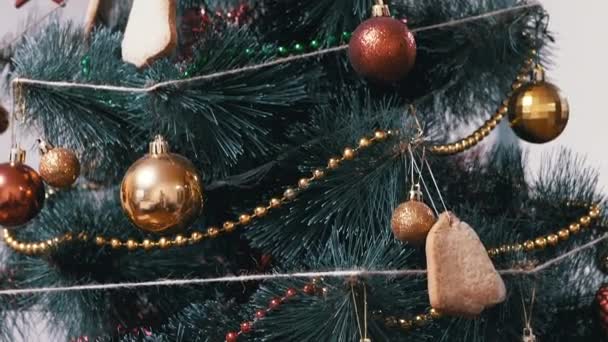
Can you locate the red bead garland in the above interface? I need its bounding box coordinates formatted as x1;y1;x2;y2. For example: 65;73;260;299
224;280;326;340
269;297;282;310
597;284;608;333
179;2;253;60
226;331;238;342
286;288;297;298
255;309;266;319
303;283;316;295
240;321;252;334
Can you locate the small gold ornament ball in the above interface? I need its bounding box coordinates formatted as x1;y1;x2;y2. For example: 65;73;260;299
391;199;436;245
120;136;203;233
508;81;569;144
39;146;81;188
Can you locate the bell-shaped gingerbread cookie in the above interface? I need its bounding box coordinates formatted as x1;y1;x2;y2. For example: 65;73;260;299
426;212;506;317
121;0;177;68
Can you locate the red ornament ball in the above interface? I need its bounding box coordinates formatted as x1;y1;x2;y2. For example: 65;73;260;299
0;162;45;227
348;16;417;83
597;284;608;333
225;331;238;342
0;105;8;134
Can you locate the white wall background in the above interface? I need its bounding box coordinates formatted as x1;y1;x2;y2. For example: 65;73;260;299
0;0;607;340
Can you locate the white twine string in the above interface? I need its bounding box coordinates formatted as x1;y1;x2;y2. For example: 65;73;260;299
410;151;440;215
0;232;604;296
10;1;540;93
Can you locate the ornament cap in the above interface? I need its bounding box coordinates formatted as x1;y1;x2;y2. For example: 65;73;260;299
409;183;423;201
522;327;536;342
532;65;545;83
371;0;390;17
9;146;26;166
149;135;170;155
37;139;54;154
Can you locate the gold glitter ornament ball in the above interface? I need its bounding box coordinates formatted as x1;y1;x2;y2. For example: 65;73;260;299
391;186;436;245
38;140;80;188
120;135;203;233
508;68;569;144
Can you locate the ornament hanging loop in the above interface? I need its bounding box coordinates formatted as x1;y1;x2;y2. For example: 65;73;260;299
9;81;24;150
529;11;551;66
533;11;550;45
37;139;54;154
407;105;425;148
409;183;423;201
371;0;390;17
13;82;26;125
351;282;371;342
520;282;537;342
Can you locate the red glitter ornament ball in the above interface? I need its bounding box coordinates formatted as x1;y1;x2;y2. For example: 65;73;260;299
597;284;608;333
0;161;45;227
348;16;416;83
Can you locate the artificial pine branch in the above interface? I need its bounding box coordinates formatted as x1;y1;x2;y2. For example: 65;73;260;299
1;0;604;341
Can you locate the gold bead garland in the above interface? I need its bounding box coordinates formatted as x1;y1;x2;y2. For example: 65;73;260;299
374;307;442;331
487;204;601;257
2;140;603;256
429;53;537;156
2;129;394;255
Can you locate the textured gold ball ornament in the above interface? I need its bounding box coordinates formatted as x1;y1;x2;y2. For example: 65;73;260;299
38;140;80;188
508;66;569;143
120;135;203;233
390;184;436;245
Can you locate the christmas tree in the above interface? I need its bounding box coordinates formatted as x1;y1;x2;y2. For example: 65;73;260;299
0;0;606;341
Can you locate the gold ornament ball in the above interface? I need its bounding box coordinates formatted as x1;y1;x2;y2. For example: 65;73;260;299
39;144;81;188
391;199;436;245
508;80;569;144
120;136;203;233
